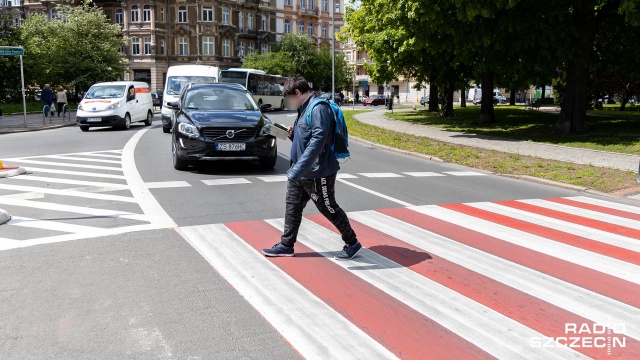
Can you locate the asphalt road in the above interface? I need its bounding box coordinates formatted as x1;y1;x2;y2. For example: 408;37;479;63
1;111;639;359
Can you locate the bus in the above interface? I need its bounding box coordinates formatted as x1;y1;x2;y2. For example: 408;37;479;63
219;69;287;110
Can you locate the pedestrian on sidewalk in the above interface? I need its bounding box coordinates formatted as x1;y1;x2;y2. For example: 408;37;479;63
262;77;363;260
56;87;67;117
41;84;55;116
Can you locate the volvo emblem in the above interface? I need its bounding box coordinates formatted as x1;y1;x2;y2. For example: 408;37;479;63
226;130;235;139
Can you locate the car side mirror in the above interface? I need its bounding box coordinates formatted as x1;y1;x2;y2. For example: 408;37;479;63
260;103;271;111
167;101;180;110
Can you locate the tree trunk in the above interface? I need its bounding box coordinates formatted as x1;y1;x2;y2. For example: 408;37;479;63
428;69;439;112
460;87;467;107
509;89;516;106
440;81;456;117
479;71;495;125
540;85;546;100
619;92;629;111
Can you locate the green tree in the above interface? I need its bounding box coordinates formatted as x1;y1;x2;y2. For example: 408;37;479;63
0;9;23;102
20;3;126;92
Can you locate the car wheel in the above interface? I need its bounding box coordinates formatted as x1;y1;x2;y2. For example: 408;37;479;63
172;139;189;171
80;125;89;132
144;111;152;126
162;126;171;133
121;113;131;130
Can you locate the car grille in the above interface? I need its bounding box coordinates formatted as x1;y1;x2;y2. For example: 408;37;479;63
201;127;257;141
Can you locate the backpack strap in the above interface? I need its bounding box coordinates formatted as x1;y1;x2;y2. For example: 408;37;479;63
304;98;330;127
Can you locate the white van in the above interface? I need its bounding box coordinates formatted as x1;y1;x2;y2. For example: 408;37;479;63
161;65;219;133
77;81;153;131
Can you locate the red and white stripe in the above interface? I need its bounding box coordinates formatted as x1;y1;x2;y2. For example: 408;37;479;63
177;196;640;359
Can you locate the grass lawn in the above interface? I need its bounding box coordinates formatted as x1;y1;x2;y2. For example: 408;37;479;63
0;101;50;114
385;106;640;156
343;110;637;193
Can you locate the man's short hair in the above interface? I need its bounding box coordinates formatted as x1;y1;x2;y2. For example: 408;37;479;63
283;77;311;97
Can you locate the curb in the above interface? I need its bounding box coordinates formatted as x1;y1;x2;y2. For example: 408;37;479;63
0;122;76;135
0;166;27;178
0;208;10;225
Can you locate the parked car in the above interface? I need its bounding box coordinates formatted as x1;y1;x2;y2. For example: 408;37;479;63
152;93;161;107
76;81;154;131
168;82;277;170
493;90;506;104
420;95;444;106
363;94;387;106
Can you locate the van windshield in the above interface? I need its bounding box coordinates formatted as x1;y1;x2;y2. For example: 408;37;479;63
166;76;217;95
85;85;126;99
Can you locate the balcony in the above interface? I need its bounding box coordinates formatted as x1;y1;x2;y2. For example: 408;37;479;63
237;27;258;37
299;7;318;17
238;0;260;7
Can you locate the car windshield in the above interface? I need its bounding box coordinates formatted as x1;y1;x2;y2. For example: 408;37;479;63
84;85;126;99
167;76;217;95
183;88;259;111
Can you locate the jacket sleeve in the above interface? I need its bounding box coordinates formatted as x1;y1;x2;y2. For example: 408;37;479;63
287;103;332;181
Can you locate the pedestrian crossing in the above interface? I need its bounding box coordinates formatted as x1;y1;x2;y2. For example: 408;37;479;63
0;149;168;249
177;195;640;360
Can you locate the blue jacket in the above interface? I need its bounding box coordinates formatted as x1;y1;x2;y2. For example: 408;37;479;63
41;87;53;104
287;94;340;181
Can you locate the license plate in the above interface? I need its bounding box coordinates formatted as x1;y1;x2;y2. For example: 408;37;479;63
87;118;101;122
216;143;246;151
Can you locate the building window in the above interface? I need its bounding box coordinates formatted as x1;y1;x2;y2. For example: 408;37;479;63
322;0;327;12
115;8;123;24
262;15;267;31
202;5;213;22
131;37;140;55
223;39;231;57
239;11;244;30
284;19;291;33
345;51;351;61
202;36;215;55
261;44;268;54
298;21;304;33
300;0;305;9
286;0;291;6
178;37;188;56
222;7;229;25
50;9;59;21
309;0;314;9
178;5;187;23
238;42;245;57
143;5;151;22
130;5;139;22
144;37;152;54
321;23;327;38
307;22;313;36
335;1;340;13
160;40;165;55
248;13;253;29
248;42;254;54
160;7;165;22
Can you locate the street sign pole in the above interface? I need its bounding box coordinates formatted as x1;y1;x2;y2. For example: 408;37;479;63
0;46;27;127
19;54;26;127
331;0;335;101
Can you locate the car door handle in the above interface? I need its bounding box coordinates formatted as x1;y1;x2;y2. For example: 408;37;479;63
136;100;138;103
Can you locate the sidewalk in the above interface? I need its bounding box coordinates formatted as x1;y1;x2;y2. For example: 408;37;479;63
0;112;76;134
354;109;640;172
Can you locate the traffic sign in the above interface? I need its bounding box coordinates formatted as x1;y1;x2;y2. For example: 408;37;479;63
0;46;24;56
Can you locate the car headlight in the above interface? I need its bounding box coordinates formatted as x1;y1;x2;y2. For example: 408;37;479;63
106;101;122;110
178;122;199;137
260;122;272;136
78;103;84;111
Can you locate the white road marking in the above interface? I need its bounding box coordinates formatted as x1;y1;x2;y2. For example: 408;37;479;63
22;167;126;180
569;196;640;214
336;173;358;179
519;199;640;229
0;184;137;203
3;149;122;161
444;171;487;176
177;224;398;360
145;181;192;189
9;159;123;172
402;172;447;177
359;172;404;178
122;128;177;228
45;155;122;164
0;198;147;221
257;175;289;182
337;179;413;207
70;153;122;159
202;178;252;186
8;216;103;234
16;175;129;190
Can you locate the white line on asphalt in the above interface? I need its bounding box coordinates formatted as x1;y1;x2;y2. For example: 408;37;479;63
9;159;123;172
15;175;129;189
336;179;413;207
22;167;127;180
45;155;122;164
177;224;398;360
8;216;103;234
0;184;137;203
519;199;640;229
402;172;447;177
257;175;289;182
3;149;122;161
202;178;252;186
336;173;358;179
0;198;148;221
145;181;192;189
444;171;487;176
70;153;122;159
570;196;640;215
359;172;405;178
122;128;177;228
